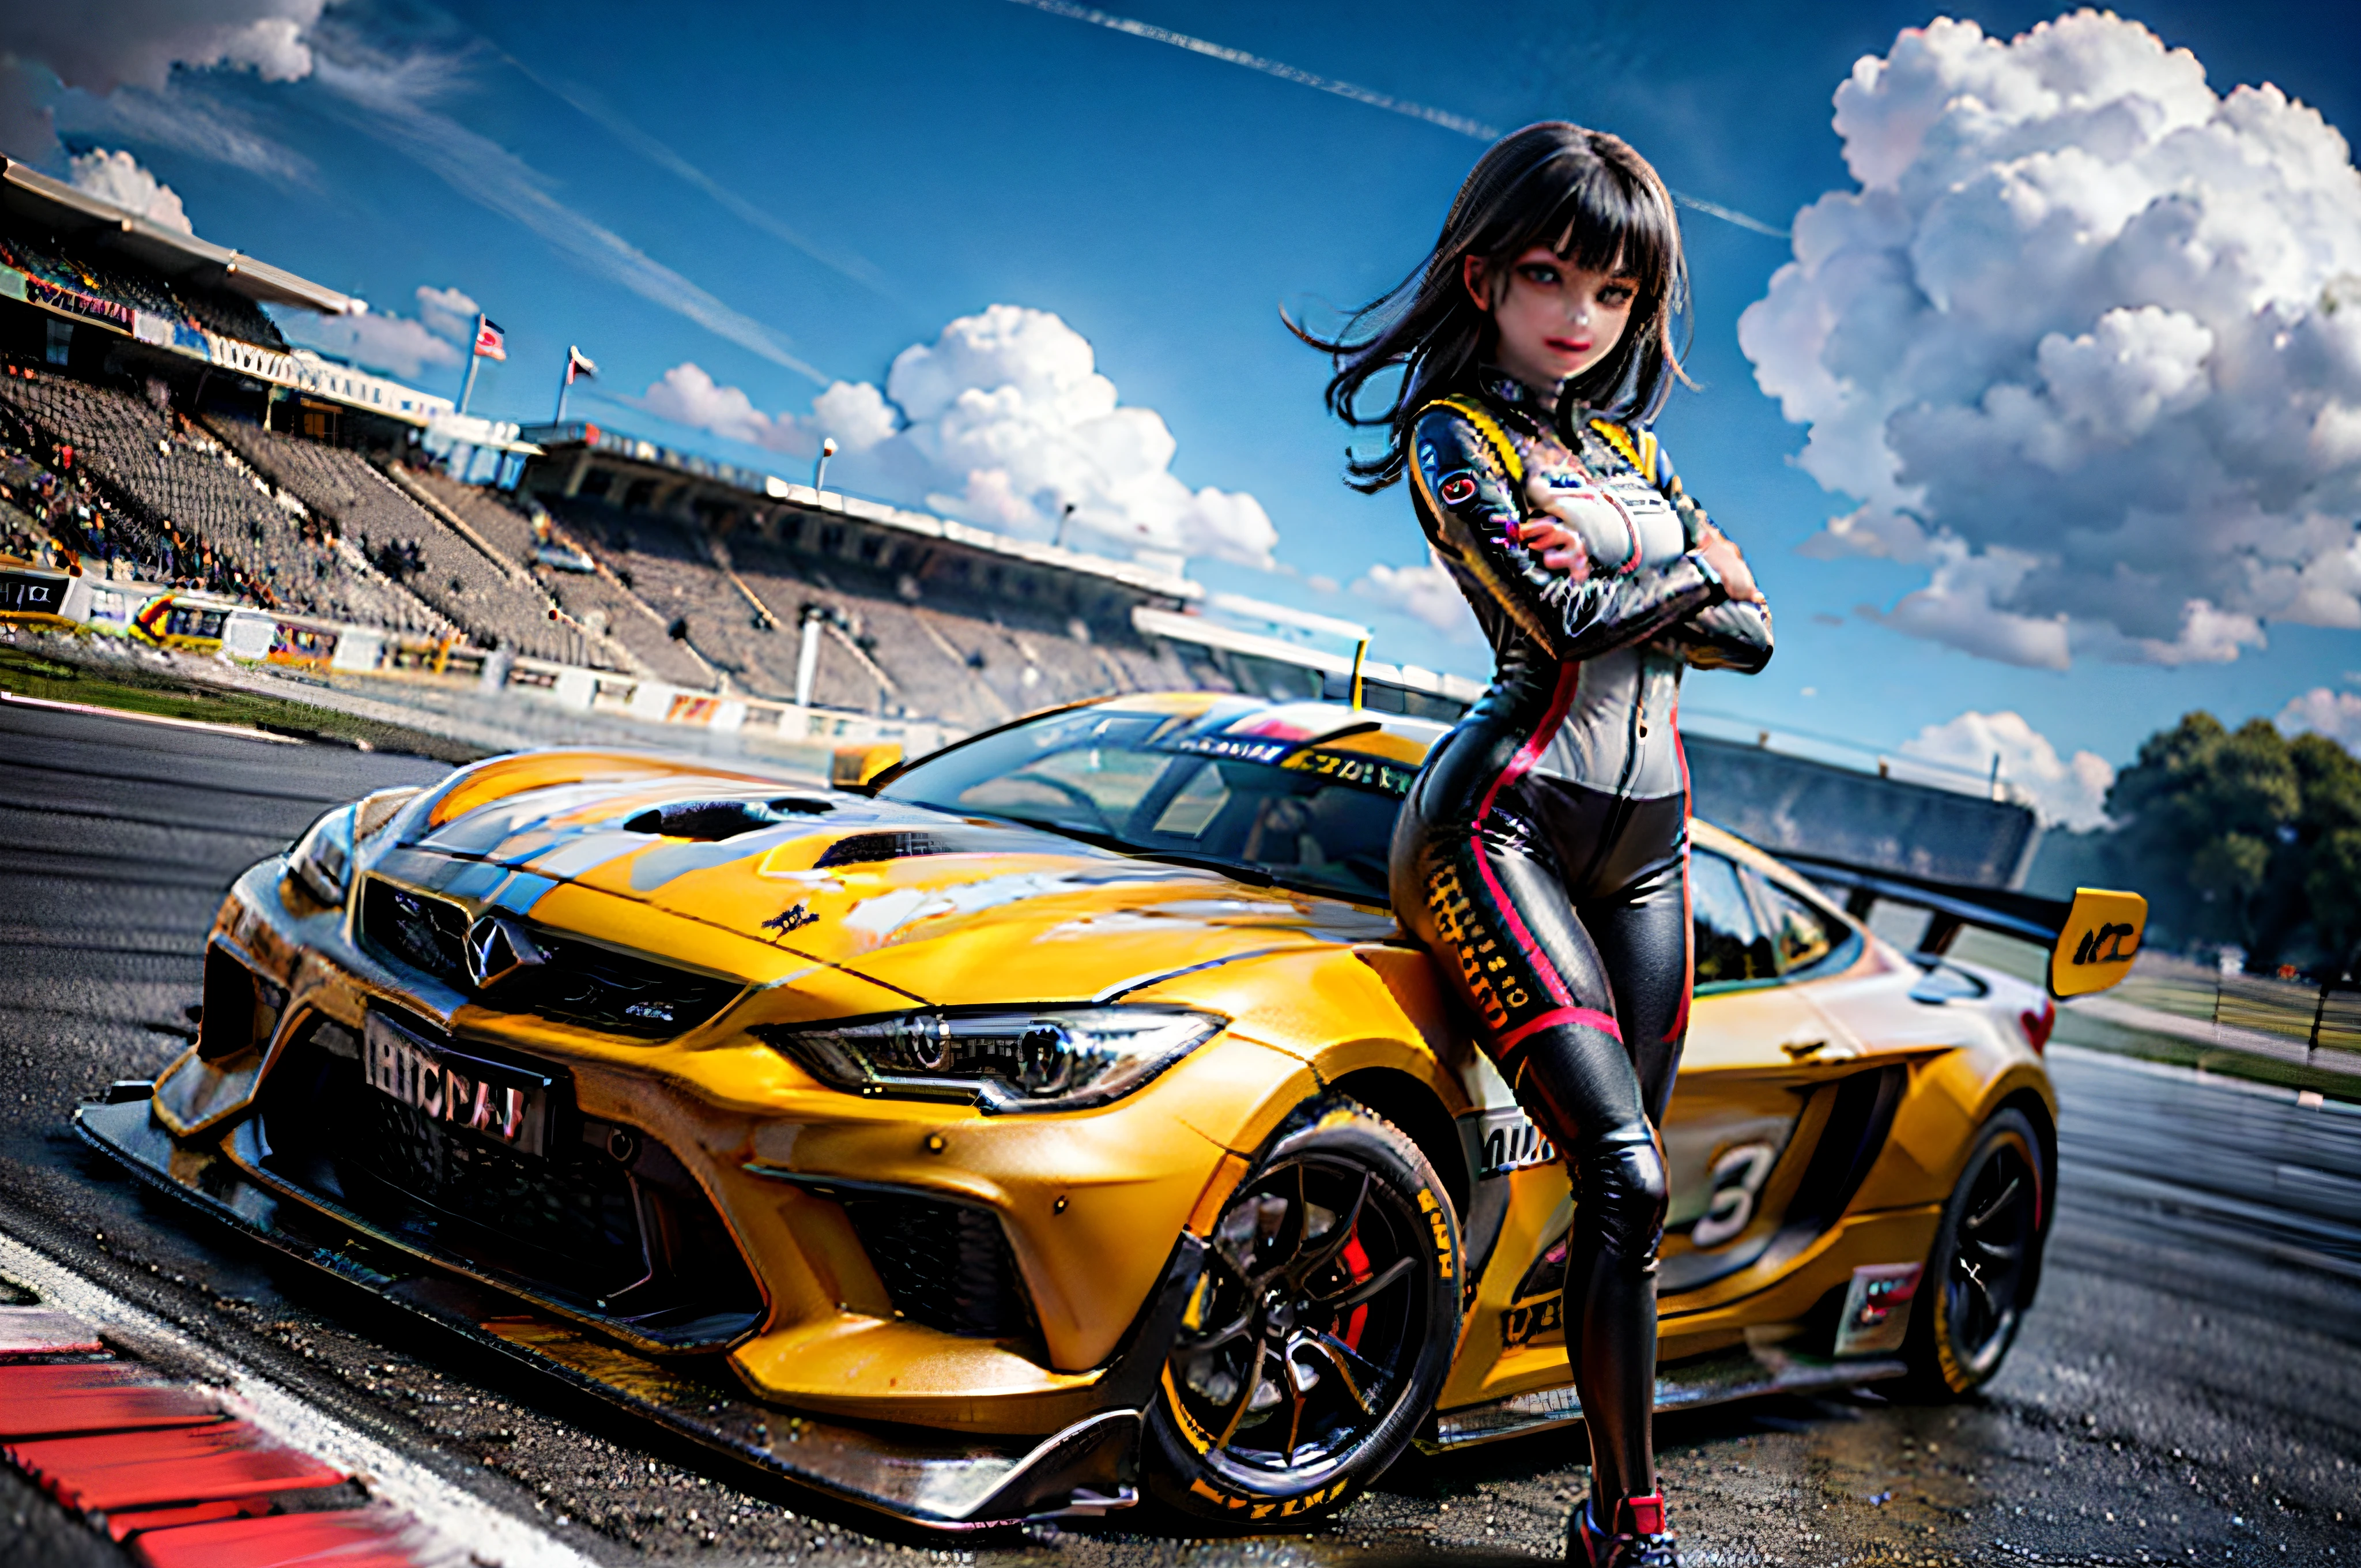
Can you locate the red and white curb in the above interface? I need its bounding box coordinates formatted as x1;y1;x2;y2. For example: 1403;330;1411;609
0;1232;592;1568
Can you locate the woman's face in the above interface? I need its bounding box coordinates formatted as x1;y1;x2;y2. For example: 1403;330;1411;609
1465;244;1639;398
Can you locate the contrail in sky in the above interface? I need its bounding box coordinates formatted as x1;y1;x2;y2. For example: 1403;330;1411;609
311;53;830;384
1001;0;1791;239
495;52;905;304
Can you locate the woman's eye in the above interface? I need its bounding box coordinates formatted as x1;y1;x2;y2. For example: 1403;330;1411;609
1519;265;1560;286
1600;283;1635;306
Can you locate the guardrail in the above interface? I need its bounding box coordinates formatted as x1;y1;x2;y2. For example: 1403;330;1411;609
0;562;959;758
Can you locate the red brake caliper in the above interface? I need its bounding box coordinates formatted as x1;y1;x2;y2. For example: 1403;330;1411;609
1338;1230;1372;1350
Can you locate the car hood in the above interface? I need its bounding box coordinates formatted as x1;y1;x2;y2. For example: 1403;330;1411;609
397;768;1397;1008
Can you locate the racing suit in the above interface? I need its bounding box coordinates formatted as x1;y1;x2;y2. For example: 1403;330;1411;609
1390;368;1772;1518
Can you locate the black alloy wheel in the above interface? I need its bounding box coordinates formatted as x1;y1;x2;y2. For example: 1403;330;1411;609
1906;1106;2049;1397
1145;1097;1460;1525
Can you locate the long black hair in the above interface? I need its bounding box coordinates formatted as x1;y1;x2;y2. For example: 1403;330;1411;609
1292;122;1691;493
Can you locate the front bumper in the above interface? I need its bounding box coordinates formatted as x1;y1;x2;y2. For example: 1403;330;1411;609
76;1094;1201;1530
174;855;1305;1427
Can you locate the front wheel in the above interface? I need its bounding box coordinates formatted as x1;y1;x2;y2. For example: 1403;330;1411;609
1903;1106;2049;1397
1145;1097;1461;1526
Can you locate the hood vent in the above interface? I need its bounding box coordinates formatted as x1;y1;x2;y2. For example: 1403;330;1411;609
626;796;834;841
814;831;959;868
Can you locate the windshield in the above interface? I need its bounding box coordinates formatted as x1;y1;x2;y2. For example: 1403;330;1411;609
878;706;1410;902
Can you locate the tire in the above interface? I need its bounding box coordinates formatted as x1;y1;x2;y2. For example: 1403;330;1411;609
1903;1106;2049;1399
1144;1096;1461;1526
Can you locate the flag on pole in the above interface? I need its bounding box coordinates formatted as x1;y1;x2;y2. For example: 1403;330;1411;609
472;315;507;361
565;345;598;383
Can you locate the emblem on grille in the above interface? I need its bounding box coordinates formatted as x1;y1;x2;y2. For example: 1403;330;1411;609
465;914;544;992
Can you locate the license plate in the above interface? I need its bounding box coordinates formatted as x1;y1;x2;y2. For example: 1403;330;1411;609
363;1011;554;1156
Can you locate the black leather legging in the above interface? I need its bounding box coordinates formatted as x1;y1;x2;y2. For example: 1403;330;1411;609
1393;740;1689;1516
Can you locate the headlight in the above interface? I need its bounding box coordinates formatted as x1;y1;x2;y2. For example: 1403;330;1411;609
287;805;356;907
287;787;418;909
757;1006;1223;1113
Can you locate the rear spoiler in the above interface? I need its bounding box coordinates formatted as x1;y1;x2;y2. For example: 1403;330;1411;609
1775;850;2147;1000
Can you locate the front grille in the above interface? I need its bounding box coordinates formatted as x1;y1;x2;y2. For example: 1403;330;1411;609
839;1192;1034;1339
359;879;469;989
256;1023;763;1349
347;1080;639;1284
358;880;740;1039
526;934;742;1038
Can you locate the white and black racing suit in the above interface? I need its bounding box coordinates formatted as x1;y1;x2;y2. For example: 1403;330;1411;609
1389;367;1772;1520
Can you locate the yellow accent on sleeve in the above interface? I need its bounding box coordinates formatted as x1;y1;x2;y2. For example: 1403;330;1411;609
1587;417;1647;476
1430;397;1524;483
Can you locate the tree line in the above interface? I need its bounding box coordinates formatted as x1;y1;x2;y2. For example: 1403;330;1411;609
2092;712;2361;978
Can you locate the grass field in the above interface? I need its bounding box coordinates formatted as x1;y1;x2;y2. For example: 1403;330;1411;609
1949;926;2361;1102
0;634;488;762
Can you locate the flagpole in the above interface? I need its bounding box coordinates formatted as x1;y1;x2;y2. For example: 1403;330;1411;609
555;355;570;425
458;314;484;417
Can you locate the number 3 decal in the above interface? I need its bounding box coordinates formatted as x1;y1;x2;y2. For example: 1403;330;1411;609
1691;1142;1778;1249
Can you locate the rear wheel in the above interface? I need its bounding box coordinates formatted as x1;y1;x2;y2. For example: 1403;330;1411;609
1904;1107;2048;1397
1145;1097;1459;1525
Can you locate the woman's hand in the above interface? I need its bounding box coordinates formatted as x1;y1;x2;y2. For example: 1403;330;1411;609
1520;470;1596;577
1696;524;1763;603
1515;515;1591;578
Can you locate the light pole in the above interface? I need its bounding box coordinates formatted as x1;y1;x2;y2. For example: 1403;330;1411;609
1054;502;1076;550
813;436;838;495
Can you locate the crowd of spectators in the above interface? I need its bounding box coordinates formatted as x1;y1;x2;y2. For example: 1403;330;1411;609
1;221;292;353
534;493;1206;725
0;366;443;632
209;417;604;664
0;350;1254;731
402;468;710;687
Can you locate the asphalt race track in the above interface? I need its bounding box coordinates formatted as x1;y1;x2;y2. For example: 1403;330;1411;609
2;699;2356;1566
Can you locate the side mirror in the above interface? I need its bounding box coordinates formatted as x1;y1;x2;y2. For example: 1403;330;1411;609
2049;887;2147;999
832;741;904;793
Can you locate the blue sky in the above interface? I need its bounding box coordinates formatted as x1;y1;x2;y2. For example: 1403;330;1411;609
14;0;2361;817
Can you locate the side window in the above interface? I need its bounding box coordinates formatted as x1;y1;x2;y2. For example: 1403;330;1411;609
1758;877;1840;975
1148;761;1231;839
1692;851;1775;989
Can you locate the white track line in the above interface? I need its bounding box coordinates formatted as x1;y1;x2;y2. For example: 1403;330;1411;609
0;1230;595;1568
1;689;303;742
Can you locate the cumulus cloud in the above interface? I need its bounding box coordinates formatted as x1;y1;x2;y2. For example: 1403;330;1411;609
640;306;1280;568
1899;709;2115;830
274;282;481;379
1;1;325;156
1740;11;2361;669
2277;687;2361;749
639;364;895;456
280;306;458;380
1353;553;1479;636
412;284;479;341
66;147;191;232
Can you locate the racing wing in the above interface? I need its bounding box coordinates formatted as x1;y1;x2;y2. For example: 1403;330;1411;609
1775;851;2147;1000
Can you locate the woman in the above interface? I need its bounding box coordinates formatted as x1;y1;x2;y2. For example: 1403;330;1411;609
1297;123;1771;1567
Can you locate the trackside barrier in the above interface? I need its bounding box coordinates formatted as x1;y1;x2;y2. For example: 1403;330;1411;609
0;573;959;759
0;563;93;627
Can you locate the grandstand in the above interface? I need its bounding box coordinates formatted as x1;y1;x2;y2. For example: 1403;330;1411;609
401;465;715;688
512;422;1476;726
204;416;621;667
0;148;1480;741
0;368;444;633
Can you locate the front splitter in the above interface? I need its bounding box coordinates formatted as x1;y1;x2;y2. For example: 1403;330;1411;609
74;1095;1145;1532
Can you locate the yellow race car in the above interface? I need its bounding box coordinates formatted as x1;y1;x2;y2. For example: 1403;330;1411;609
81;692;2144;1532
